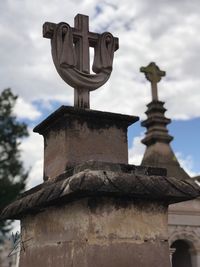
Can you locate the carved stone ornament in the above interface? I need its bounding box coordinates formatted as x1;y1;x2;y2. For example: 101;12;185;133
43;14;119;108
140;62;165;101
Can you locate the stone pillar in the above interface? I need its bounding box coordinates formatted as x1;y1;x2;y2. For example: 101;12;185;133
190;248;200;267
19;197;170;267
169;248;176;266
1;107;200;267
33;106;138;180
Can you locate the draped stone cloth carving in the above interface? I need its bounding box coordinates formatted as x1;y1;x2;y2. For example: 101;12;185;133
43;14;118;108
51;22;115;98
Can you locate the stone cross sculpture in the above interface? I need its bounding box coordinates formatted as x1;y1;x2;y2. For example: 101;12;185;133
43;14;119;108
140;62;165;101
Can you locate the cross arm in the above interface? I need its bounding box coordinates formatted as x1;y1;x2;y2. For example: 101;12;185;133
43;22;119;50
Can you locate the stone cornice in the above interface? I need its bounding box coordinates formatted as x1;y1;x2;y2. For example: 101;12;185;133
1;161;200;220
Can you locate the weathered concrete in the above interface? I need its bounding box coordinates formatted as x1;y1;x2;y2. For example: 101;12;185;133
19;197;170;267
2;162;199;221
43;121;128;179
34;106;138;180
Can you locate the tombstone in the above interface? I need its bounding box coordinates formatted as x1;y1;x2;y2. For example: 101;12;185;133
1;15;200;267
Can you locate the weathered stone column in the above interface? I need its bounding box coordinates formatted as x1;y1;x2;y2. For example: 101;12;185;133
33;106;138;180
1;107;200;267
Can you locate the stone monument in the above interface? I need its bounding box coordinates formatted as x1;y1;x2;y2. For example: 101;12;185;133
1;15;200;267
140;62;190;179
43;14;118;109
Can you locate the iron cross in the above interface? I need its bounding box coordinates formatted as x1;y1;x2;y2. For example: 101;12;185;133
43;14;118;108
140;62;165;101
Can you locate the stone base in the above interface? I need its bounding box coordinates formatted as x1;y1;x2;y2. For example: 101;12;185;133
19;197;170;267
2;162;199;267
34;106;138;180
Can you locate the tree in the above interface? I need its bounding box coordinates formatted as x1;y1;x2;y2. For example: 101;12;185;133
0;88;29;241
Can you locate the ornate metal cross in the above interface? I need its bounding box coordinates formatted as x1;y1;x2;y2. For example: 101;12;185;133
140;62;165;101
43;14;119;109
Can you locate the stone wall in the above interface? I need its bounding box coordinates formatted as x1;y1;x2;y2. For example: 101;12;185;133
19;197;170;267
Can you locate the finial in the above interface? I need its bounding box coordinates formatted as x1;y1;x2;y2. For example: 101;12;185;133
43;14;119;109
140;62;165;101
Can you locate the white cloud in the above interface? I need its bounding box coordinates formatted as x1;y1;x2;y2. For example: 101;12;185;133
175;152;198;177
128;133;145;165
0;0;200;120
20;128;43;189
14;97;41;120
26;159;43;189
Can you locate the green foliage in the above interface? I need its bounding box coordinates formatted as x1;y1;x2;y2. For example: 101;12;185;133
0;89;28;240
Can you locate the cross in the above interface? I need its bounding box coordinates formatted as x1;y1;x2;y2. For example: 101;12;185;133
43;14;118;108
140;62;165;101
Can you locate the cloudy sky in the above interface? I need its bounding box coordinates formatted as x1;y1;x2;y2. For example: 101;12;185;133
0;0;200;190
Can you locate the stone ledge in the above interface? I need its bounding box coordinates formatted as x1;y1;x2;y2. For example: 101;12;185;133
15;161;167;199
72;161;167;177
33;106;139;135
1;162;200;220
